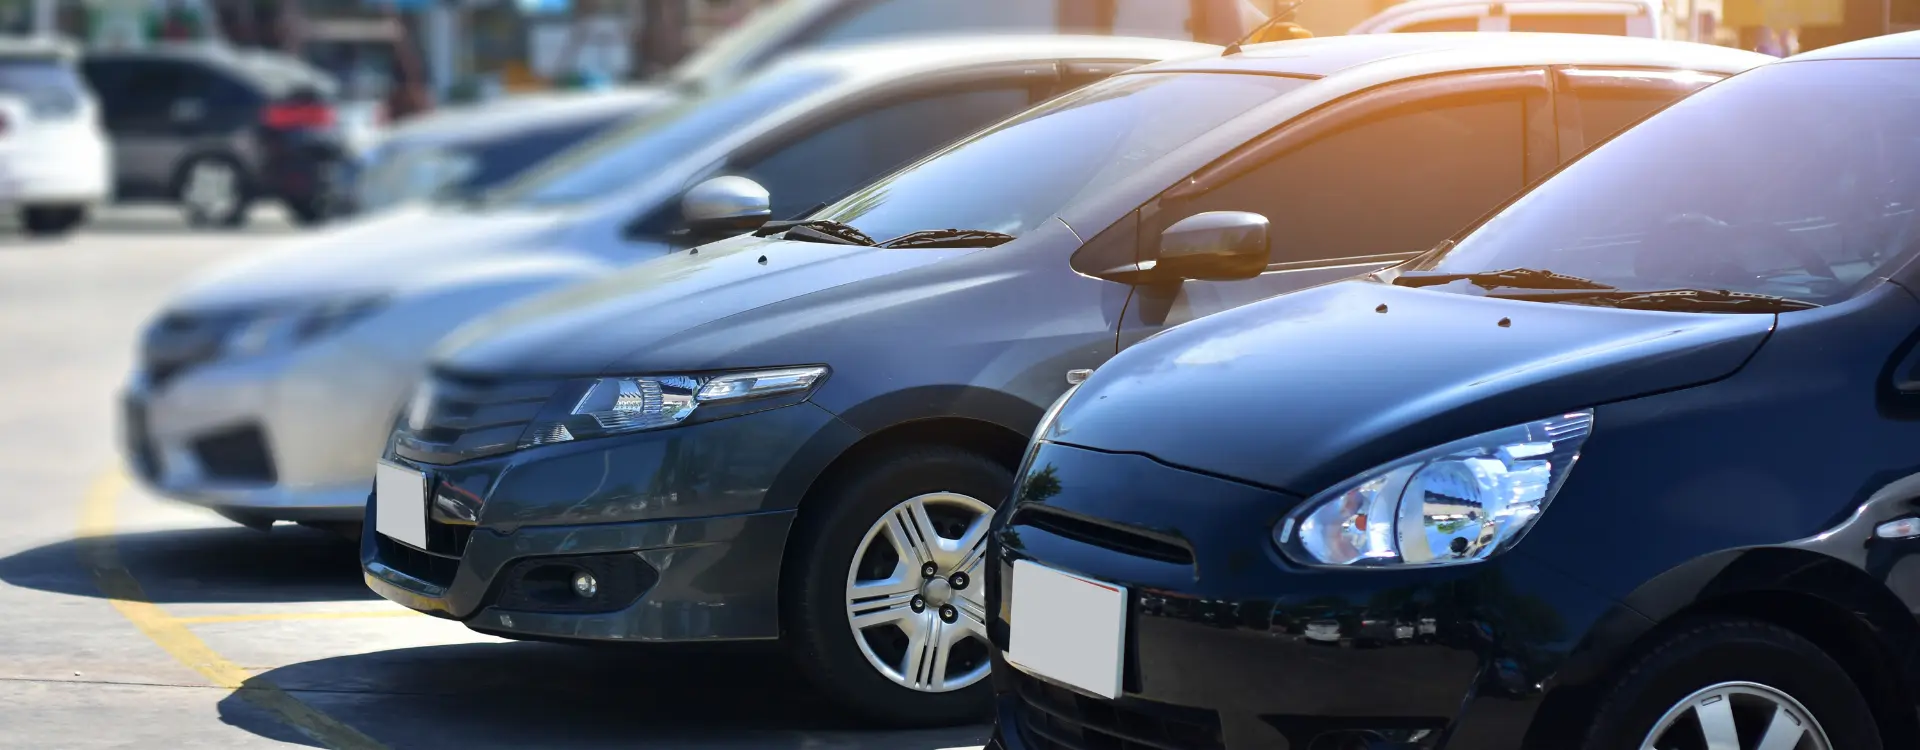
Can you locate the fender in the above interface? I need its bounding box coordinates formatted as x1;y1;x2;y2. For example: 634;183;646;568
825;383;1049;440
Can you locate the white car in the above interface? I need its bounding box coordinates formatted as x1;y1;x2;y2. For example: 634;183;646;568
0;38;109;236
1352;0;1670;38
119;36;1217;531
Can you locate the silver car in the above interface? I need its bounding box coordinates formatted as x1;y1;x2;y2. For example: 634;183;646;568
119;35;1217;531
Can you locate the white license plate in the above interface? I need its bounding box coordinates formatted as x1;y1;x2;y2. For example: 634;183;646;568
374;461;428;549
1005;560;1128;699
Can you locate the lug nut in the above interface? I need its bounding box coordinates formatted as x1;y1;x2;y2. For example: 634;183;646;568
921;562;939;579
949;572;970;590
939;604;958;624
911;596;926;613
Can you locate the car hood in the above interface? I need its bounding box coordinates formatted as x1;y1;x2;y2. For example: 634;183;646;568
435;233;975;376
1048;280;1777;496
166;206;577;312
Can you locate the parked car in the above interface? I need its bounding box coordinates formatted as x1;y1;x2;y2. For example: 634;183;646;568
0;38;109;236
358;34;1766;726
987;32;1920;750
120;36;1213;535
342;88;677;216
81;44;348;227
663;0;1266;92
1352;0;1669;37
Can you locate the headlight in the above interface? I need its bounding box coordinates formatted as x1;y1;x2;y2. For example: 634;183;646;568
224;297;386;358
1275;411;1594;568
521;366;828;447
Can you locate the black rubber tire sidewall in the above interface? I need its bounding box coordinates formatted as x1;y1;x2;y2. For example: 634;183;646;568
1582;618;1882;750
284;197;329;227
784;444;1011;727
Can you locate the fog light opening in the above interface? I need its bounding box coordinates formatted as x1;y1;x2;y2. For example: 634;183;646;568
571;570;599;598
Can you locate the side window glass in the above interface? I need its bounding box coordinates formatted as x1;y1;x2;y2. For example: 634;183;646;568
1565;72;1718;147
734;86;1033;226
1393;17;1480;32
1509;14;1630;35
1180;94;1529;264
805;0;1056;47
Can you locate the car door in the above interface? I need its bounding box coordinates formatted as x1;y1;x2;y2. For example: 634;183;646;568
89;59;203;195
626;64;1069;242
1552;67;1727;160
1118;69;1556;349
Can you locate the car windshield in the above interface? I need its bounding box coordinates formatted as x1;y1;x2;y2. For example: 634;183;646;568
483;68;840;208
1416;60;1920;307
810;72;1309;242
0;56;83;117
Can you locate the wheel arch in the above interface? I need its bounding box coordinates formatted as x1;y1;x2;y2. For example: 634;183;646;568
1525;546;1920;749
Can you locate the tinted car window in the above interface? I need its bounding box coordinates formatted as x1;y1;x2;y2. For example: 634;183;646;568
1573;89;1685;145
738;86;1032;223
1423;60;1920;306
1184;95;1527;263
0;57;84;118
489;68;842;207
1509;13;1629;35
815;72;1309;242
456;117;632;196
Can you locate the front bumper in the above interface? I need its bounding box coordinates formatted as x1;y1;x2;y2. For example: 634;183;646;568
120;338;414;524
989;442;1637;750
362;401;860;643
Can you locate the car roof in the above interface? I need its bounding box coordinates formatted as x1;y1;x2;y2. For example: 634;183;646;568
1784;29;1920;62
763;34;1222;84
1133;32;1769;80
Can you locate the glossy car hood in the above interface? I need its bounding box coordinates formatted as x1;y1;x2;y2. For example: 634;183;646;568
435;233;974;376
166;206;576;312
1048;280;1776;496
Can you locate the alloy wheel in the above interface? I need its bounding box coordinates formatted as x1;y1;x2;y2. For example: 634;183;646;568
1641;681;1833;750
844;491;994;693
185;160;239;219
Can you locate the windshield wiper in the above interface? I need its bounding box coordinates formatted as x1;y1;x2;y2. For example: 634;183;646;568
1488;287;1821;313
753;219;876;246
878;228;1017;249
1394;267;1616;291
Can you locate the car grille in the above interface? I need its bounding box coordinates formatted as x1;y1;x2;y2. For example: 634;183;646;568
1009;507;1195;566
376;533;460;588
191;423;276;482
392;371;569;465
141;311;245;388
1013;672;1225;750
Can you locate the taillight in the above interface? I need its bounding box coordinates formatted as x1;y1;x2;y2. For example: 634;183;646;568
263;103;335;129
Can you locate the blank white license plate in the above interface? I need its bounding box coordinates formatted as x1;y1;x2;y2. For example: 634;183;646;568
374;461;428;549
1005;560;1128;699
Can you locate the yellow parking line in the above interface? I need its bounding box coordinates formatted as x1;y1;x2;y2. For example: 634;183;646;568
172;611;420;625
77;470;390;750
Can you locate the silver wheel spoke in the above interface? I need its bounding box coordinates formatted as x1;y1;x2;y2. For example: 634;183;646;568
949;513;992;574
847;575;919;630
905;617;948;690
1754;704;1808;750
1695;696;1741;750
845;490;997;694
904;499;947;568
882;510;932;570
954;593;990;641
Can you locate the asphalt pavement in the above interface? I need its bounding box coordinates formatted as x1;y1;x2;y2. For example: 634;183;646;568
0;205;992;749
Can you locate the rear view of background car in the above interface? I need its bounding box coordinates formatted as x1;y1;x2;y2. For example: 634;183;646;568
0;39;110;237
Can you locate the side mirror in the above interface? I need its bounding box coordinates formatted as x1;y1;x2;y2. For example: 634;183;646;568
1155;211;1271;281
681;176;771;238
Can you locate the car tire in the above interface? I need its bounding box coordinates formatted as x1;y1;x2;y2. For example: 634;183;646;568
1582;618;1880;750
20;206;85;237
784;444;1010;727
177;154;253;229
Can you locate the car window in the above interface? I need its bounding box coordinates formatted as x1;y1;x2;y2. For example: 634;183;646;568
736;86;1034;224
1421;60;1920;307
1174;93;1528;264
1393;17;1480;32
1567;74;1714;147
803;0;1058;47
0;56;84;118
486;67;842;208
1509;13;1630;35
814;72;1309;242
90;59;198;122
457;116;632;196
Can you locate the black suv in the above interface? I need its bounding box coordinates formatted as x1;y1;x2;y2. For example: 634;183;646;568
82;45;349;227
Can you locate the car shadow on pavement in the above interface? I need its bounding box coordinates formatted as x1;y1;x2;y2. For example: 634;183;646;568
220;641;991;749
0;524;373;604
